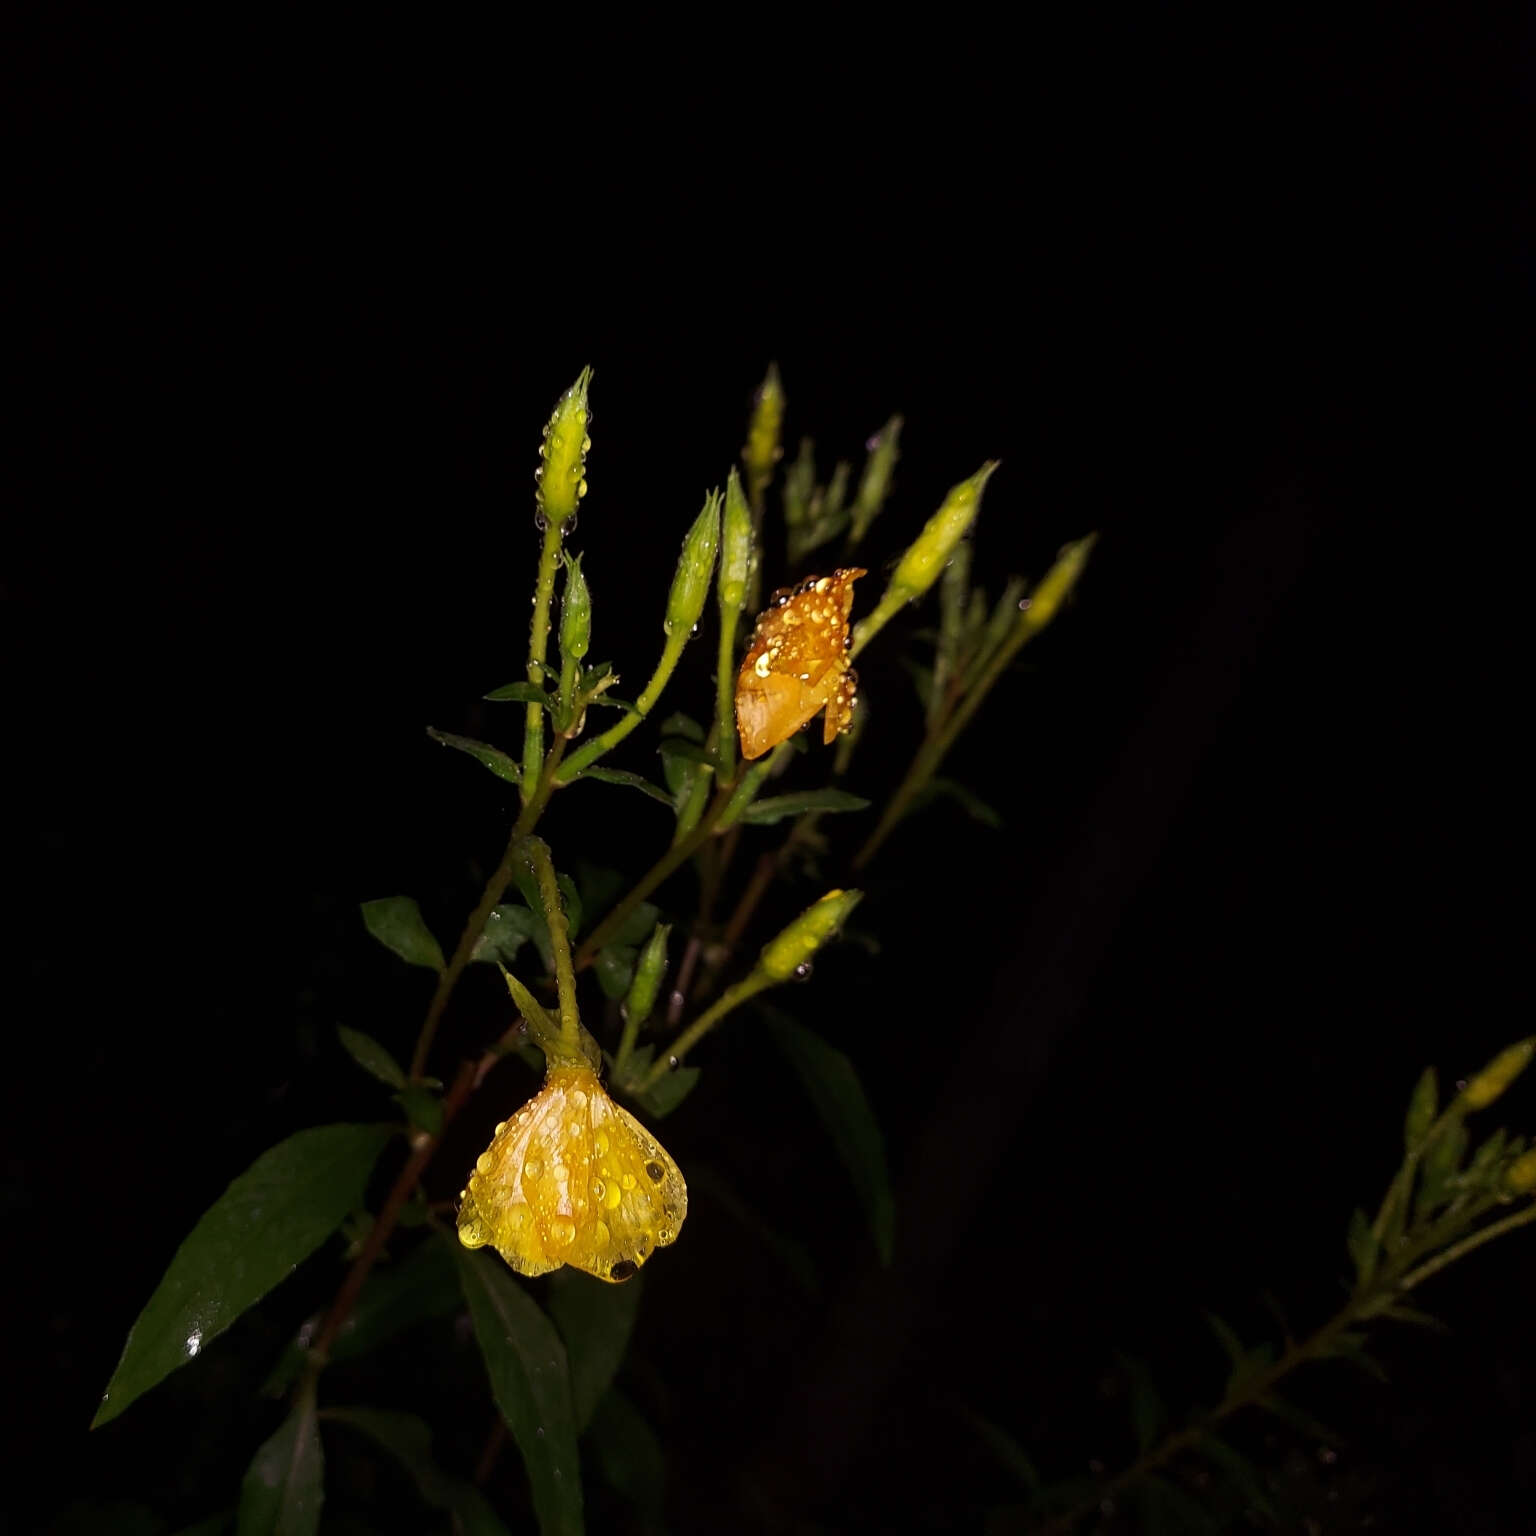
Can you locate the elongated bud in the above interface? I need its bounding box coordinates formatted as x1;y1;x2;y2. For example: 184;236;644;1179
887;463;997;604
559;551;591;662
666;490;722;637
743;363;785;502
1019;533;1098;635
719;469;754;615
784;438;816;531
624;922;671;1032
850;414;902;545
1461;1037;1535;1110
536;367;592;527
1504;1147;1536;1195
759;889;863;983
1404;1066;1438;1152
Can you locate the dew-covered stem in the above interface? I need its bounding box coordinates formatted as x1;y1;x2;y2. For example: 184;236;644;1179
522;836;580;1057
556;629;688;782
521;517;565;794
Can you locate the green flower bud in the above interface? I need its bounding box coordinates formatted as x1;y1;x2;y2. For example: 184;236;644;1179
1461;1037;1535;1110
1019;533;1098;635
665;490;722;637
719;470;754;614
850;414;902;544
1504;1147;1536;1195
743;363;785;501
535;366;592;527
623;922;671;1032
759;889;863;983
887;462;998;604
1404;1066;1438;1152
559;551;591;661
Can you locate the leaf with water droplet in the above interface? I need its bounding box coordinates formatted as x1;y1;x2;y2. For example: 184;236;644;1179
547;1269;644;1432
361;896;446;972
452;1244;584;1535
738;788;871;825
94;1123;393;1428
237;1383;324;1536
763;1006;894;1265
471;904;540;966
425;727;522;786
337;1025;407;1089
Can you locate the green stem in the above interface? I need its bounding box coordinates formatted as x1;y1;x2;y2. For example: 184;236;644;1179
1396;1200;1536;1291
556;653;579;735
1370;1101;1467;1248
636;972;771;1091
522;519;566;796
524;837;580;1058
714;604;738;781
557;630;689;782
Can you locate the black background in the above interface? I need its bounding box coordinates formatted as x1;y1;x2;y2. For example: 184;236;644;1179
5;14;1533;1535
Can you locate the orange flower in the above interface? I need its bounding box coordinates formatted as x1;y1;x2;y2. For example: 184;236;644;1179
735;568;864;760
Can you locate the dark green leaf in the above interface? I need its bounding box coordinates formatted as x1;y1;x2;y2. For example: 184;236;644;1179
94;1124;393;1427
237;1387;323;1536
658;712;704;743
1138;1475;1219;1534
739;789;871;825
392;1084;444;1137
1346;1206;1379;1285
607;901;662;949
1195;1432;1280;1522
1204;1311;1246;1369
472;904;540;966
1404;1066;1439;1153
587;1390;665;1518
1328;1330;1389;1382
1417;1119;1469;1216
594;945;638;1001
764;1009;895;1265
426;727;521;785
361;896;446;972
336;1026;406;1090
1378;1302;1447;1331
169;1514;234;1536
1254;1393;1344;1447
452;1245;583;1536
585;694;640;713
1117;1354;1165;1454
658;737;715;767
576;768;674;807
633;1064;701;1119
574;863;626;921
954;1403;1040;1493
915;777;1004;829
263;1238;461;1395
445;1485;515;1536
547;1270;644;1432
483;682;551;705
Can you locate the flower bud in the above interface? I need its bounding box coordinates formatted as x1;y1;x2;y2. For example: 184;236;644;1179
1404;1066;1438;1152
759;889;863;983
1504;1147;1536;1196
1461;1037;1535;1110
623;922;671;1032
1018;532;1098;635
719;469;754;615
665;490;722;637
887;462;998;604
742;363;785;500
535;367;592;527
559;552;591;661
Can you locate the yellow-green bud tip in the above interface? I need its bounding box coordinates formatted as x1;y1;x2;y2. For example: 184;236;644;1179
889;462;1000;604
744;364;786;491
719;469;754;613
759;889;863;983
535;366;593;526
1461;1037;1535;1110
665;489;722;636
1504;1147;1536;1195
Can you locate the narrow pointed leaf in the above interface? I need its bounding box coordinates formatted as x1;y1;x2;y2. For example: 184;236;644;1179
237;1388;323;1536
452;1244;583;1536
1346;1206;1379;1285
336;1026;406;1089
587;1390;665;1517
94;1124;392;1427
547;1270;644;1433
764;1009;895;1264
483;682;552;706
955;1403;1040;1493
426;727;521;785
657;737;715;767
606;901;663;949
1255;1393;1344;1446
575;768;674;807
1196;1432;1280;1521
633;1064;701;1119
914;777;1004;829
361;896;446;972
1205;1311;1246;1369
739;789;872;825
472;904;540;966
1117;1353;1166;1453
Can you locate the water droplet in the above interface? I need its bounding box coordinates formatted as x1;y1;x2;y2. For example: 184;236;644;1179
185;1330;202;1358
574;407;586;424
645;1160;665;1183
591;1178;606;1200
610;1259;638;1282
552;1163;570;1182
603;1180;622;1210
668;1054;680;1071
476;1152;494;1174
620;1172;637;1191
569;463;581;479
658;1226;673;1244
1017;596;1032;611
569;1089;588;1108
534;510;548;531
595;1130;610;1155
581;434;591;452
536;1426;546;1439
793;960;814;981
524;1158;543;1179
534;466;544;481
577;478;588;498
549;1216;577;1246
494;1120;507;1135
552;433;564;448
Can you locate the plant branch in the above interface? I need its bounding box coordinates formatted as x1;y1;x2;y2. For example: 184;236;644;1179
521;518;565;795
636;972;772;1092
556;630;689;782
523;836;580;1057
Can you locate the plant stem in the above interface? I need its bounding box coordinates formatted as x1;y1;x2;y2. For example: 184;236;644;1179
557;630;689;782
714;603;738;782
1396;1199;1536;1291
408;738;565;1082
636;971;771;1092
524;836;580;1058
521;519;565;795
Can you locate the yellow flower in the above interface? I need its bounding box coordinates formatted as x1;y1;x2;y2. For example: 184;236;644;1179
457;1064;686;1284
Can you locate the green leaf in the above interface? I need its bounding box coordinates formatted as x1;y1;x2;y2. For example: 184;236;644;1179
1404;1066;1439;1153
336;1026;406;1090
1328;1330;1389;1382
954;1403;1040;1493
1346;1206;1379;1285
170;1514;234;1536
658;737;715;766
506;864;582;975
587;1390;665;1518
1378;1302;1447;1331
594;945;638;1001
1417;1118;1469;1216
360;896;446;972
575;767;674;807
263;1237;461;1395
94;1124;393;1428
1117;1354;1166;1454
585;694;640;714
452;1244;583;1536
915;777;1004;829
607;901;662;949
425;727;522;785
1254;1392;1344;1447
472;904;540;965
237;1386;323;1536
1195;1432;1280;1522
633;1064;701;1119
1205;1311;1246;1370
547;1269;644;1432
658;711;704;742
574;862;626;921
483;682;552;705
739;789;872;825
764;1009;895;1265
392;1084;444;1137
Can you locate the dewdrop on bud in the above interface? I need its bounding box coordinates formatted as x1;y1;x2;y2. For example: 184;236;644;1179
535;367;592;527
1018;533;1099;635
758;889;863;983
886;463;998;605
665;490;721;638
559;552;591;661
719;469;754;615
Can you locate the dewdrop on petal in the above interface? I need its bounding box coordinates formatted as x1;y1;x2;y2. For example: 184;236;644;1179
458;1063;687;1283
